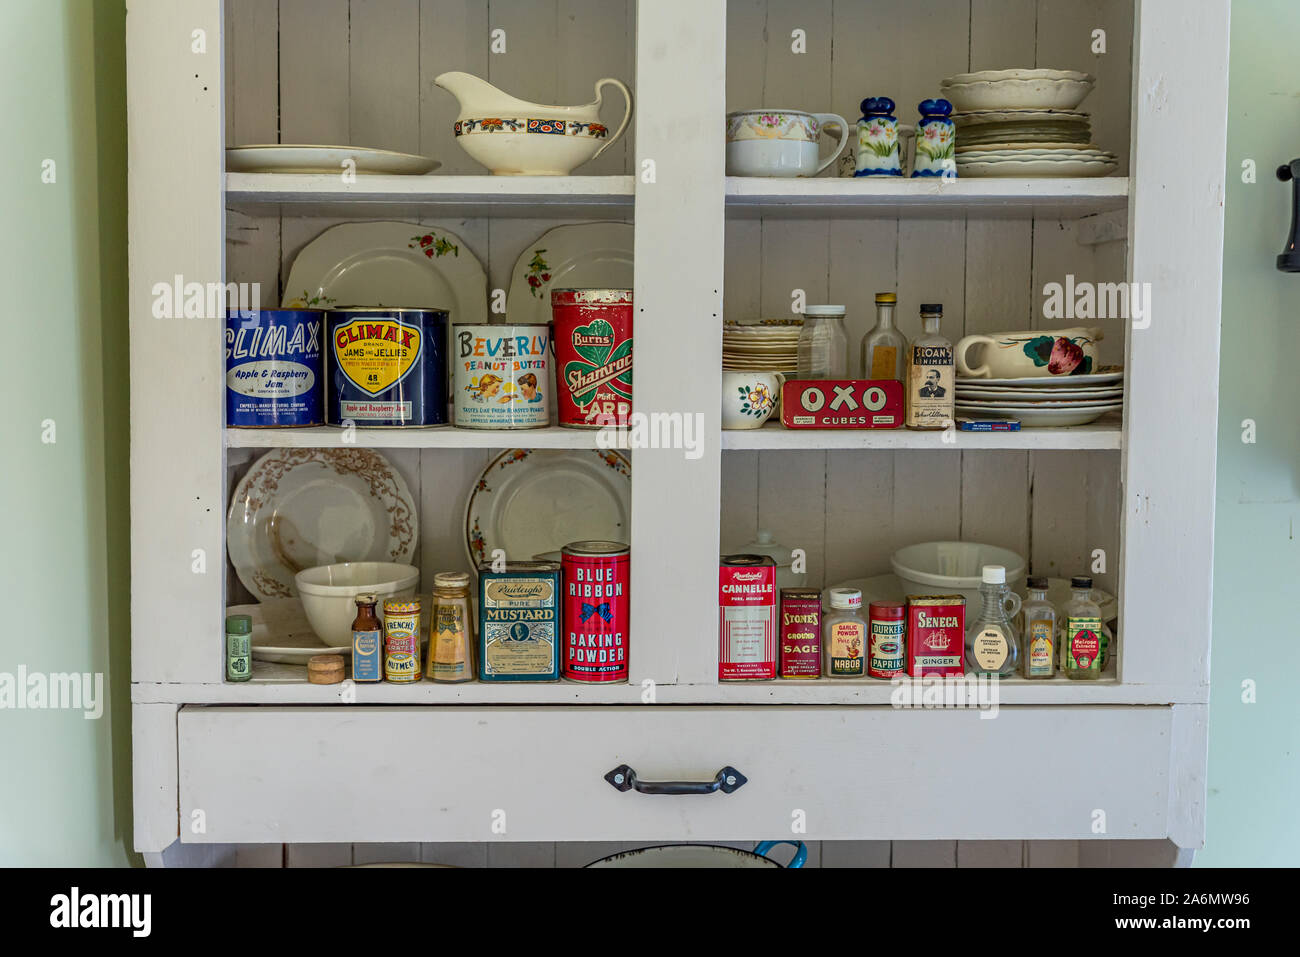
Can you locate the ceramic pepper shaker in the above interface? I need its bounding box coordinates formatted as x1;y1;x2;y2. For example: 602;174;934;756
911;98;956;178
855;97;903;177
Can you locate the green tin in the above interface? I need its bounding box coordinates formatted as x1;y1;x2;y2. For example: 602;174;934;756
477;562;561;682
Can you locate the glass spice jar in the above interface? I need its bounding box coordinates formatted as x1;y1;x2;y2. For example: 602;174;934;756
427;572;475;682
796;305;849;379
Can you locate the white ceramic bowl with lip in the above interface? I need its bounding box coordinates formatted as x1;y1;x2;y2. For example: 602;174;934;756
890;541;1026;606
726;109;850;177
294;562;420;647
723;371;784;429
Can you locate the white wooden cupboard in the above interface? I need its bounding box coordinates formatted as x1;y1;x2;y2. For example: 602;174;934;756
128;0;1227;863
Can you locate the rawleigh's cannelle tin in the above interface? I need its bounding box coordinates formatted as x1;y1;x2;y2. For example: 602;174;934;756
453;323;551;429
719;555;777;681
550;288;633;428
326;307;449;427
561;541;629;683
478;561;561;682
779;588;822;679
225;309;324;427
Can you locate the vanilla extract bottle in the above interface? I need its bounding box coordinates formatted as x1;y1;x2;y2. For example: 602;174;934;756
905;303;954;430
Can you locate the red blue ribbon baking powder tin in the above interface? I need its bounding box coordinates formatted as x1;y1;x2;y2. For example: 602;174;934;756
326;307;449;427
225;308;324;428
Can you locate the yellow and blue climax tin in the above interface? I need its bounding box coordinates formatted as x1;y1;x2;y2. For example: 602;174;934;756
383;597;422;682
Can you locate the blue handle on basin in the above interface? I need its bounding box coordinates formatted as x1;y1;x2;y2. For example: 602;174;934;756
754;840;807;869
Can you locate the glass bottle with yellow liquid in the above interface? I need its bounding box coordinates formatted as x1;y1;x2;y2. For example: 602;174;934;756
859;292;908;380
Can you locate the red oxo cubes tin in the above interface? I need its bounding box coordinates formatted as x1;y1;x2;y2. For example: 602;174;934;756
551;288;633;429
719;555;777;681
781;379;903;429
561;541;629;682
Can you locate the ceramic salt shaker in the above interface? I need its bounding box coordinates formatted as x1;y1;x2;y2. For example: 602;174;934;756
911;98;956;178
854;97;903;176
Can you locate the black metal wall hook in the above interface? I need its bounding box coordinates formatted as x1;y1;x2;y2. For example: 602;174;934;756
1276;159;1300;271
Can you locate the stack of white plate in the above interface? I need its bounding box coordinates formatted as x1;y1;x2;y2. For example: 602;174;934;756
955;369;1124;427
723;319;800;373
940;69;1117;178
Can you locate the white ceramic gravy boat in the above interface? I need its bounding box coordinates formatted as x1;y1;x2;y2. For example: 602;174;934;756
436;71;633;175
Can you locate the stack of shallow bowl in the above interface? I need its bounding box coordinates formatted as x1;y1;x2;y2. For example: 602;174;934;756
941;69;1118;177
955;367;1125;427
722;319;800;374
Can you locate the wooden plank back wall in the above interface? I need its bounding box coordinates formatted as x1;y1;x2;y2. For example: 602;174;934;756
721;0;1131;596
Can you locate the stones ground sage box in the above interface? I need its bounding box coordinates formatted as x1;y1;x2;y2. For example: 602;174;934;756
478;562;561;682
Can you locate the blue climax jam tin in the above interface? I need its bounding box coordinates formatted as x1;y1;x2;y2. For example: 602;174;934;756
225;308;324;428
326;308;449;427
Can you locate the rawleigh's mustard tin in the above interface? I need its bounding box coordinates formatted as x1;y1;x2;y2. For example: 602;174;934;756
327;308;448;427
477;562;561;682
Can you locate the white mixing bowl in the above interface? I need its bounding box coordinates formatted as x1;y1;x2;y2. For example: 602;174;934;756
294;562;420;646
890;541;1026;605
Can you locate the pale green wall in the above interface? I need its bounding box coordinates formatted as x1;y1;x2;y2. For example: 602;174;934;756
0;0;133;865
1200;0;1300;866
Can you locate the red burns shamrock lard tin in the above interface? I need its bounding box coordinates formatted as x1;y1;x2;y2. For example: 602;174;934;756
551;288;633;428
561;541;629;683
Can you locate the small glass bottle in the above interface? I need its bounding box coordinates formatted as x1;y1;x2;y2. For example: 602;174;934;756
905;303;954;430
428;571;475;683
1020;577;1057;679
859;292;908;380
964;565;1021;677
823;587;867;678
225;614;252;682
351;594;383;683
1061;576;1104;680
795;305;849;379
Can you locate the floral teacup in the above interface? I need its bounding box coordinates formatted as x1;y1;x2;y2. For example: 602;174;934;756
956;327;1104;378
726;109;849;177
723;372;784;429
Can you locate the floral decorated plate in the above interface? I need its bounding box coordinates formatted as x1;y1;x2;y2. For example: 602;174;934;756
956;368;1123;388
464;448;631;569
227;448;418;601
282;221;487;325
506;223;634;325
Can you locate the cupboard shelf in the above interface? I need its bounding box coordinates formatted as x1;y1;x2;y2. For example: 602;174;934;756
224;425;627;450
725;176;1130;219
224;173;634;218
721;418;1122;450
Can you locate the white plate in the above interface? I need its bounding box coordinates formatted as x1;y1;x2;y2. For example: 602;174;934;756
940;76;1095;112
235;599;353;663
943;68;1095;85
957;386;1123;401
281;221;487;325
958;370;1124;388
227;448;418;601
957;158;1118;177
464;448;631;568
830;572;1117;622
953;403;1120;427
954;109;1090;126
957;146;1112;157
226;145;441;175
505;223;633;324
957;397;1123;410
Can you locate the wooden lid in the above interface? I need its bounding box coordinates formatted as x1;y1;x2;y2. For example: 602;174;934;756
307;654;346;684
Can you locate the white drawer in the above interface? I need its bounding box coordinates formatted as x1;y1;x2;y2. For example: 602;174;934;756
178;705;1177;844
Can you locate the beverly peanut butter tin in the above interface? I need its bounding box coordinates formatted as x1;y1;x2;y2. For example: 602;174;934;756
452;323;551;429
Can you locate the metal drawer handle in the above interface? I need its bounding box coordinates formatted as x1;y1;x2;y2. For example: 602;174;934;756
604;764;747;795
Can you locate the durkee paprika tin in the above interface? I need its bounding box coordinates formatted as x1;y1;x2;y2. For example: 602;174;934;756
779;588;822;678
551;288;633;429
326;307;449;427
561;541;629;683
719;555;777;681
867;600;906;679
